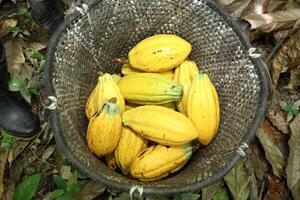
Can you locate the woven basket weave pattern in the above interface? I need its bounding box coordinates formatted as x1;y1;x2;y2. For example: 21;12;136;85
48;0;263;193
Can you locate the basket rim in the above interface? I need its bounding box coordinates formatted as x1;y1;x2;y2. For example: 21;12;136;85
43;0;269;195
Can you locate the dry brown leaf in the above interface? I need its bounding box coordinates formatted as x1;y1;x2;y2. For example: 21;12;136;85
272;29;300;85
223;0;253;18
267;1;286;12
256;120;286;177
242;9;300;33
77;179;106;200
217;0;239;6
202;180;224;200
250;139;269;181
4;38;25;78
285;65;300;89
27;42;47;51
266;175;289;200
7;141;29;165
265;105;289;134
0;147;8;199
0;19;17;38
224;159;251;200
286;115;300;199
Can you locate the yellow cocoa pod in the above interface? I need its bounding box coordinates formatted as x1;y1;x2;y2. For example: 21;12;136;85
85;73;125;119
87;101;122;156
93;73;125;113
105;152;117;170
115;127;148;175
187;74;220;145
122;64;174;79
129;34;192;72
122;105;198;145
85;88;96;119
131;144;192;181
174;61;199;114
112;73;122;83
121;64;142;75
118;73;183;105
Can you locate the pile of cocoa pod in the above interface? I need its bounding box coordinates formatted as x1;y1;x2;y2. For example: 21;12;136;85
85;34;220;181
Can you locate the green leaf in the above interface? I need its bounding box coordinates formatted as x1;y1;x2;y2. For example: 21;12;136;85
49;189;65;200
1;131;18;150
13;173;41;200
8;77;25;92
202;180;224;200
173;193;200;200
66;183;80;193
224;159;251;200
212;188;231;200
53;175;67;189
60;191;73;200
287;112;294;122
20;88;32;103
10;26;22;37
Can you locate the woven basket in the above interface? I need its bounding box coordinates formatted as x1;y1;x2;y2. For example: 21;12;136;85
44;0;268;195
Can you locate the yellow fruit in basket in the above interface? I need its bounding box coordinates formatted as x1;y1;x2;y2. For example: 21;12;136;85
122;105;198;146
85;73;125;119
118;73;183;105
121;64;174;79
115;126;148;175
87;100;122;156
174;61;199;114
131;144;192;181
85;88;96;119
187;74;220;145
128;34;192;72
105;152;117;170
112;73;122;83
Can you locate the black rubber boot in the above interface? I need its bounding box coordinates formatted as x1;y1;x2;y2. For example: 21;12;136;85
28;0;64;36
0;42;40;139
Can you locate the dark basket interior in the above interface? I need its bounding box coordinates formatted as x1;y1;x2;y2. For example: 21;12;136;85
44;0;268;195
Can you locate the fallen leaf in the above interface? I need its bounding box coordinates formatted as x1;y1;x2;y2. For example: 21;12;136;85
212;188;231;200
41;145;56;162
266;175;289;200
256;120;286;177
286;115;300;199
217;0;239;6
202;180;224;200
7;140;30;165
272;29;300;85
173;193;200;200
265;105;289;134
77;179;106;200
285;66;300;90
0;19;17;38
0;147;8;199
231;0;252;18
267;1;286;12
223;158;251;200
250;139;269;181
146;195;169;200
60;165;73;181
4;38;25;78
242;9;300;33
221;0;252;18
27;42;47;51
